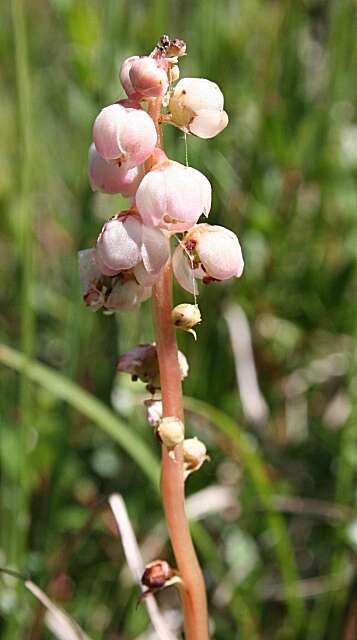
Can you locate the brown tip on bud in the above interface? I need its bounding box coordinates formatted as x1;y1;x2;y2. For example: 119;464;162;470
141;560;173;590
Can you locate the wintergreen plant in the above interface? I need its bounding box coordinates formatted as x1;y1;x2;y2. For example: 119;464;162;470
79;35;244;640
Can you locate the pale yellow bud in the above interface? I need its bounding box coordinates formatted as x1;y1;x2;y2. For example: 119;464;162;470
183;437;209;478
157;416;184;449
172;304;201;337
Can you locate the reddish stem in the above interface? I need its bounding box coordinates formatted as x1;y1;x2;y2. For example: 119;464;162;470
152;266;209;640
146;96;209;639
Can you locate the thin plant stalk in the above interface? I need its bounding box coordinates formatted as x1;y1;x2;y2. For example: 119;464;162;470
148;99;209;639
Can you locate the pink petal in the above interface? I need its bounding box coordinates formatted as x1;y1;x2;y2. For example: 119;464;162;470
189;109;229;139
119;55;140;98
88;144;141;196
133;261;161;286
120;108;157;168
172;245;198;295
93;104;126;162
129;56;168;98
96;215;142;273
105;279;151;311
197;225;244;280
140;225;169;273
136;161;211;232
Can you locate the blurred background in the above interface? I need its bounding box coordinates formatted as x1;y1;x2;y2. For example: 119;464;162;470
1;0;357;638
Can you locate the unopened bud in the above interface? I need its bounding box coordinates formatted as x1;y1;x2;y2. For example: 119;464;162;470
157;416;184;449
183;437;209;478
172;304;201;338
141;560;173;590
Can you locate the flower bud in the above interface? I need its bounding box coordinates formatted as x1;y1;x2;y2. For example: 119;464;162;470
169;77;228;139
183;437;209;477
157;417;184;449
172;303;201;332
129;56;169;98
93;103;157;167
135;160;211;232
173;224;244;293
88;144;141;197
141;560;173;590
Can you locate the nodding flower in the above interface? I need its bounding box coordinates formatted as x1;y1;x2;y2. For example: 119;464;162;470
93;102;157;167
173;223;244;294
95;211;169;286
135;159;211;232
78;248;151;313
169;77;228;139
88;144;141;197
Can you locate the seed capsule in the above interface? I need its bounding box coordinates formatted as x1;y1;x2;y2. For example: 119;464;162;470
183;437;209;478
157;416;184;449
141;560;173;589
172;303;201;335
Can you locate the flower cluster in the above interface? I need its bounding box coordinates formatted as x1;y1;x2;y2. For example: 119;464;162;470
79;35;244;313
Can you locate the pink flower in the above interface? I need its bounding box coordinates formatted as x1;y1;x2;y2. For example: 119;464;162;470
96;212;169;282
129;56;169;98
135;160;211;232
169;78;228;139
93;103;157;167
88;144;141;197
173;224;244;293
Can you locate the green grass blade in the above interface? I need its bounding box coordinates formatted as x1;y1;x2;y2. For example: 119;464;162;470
0;344;159;488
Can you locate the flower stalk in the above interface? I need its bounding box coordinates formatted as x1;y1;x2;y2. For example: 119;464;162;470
80;34;244;638
152;264;209;639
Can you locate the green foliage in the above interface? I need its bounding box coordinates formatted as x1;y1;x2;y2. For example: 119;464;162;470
1;1;356;638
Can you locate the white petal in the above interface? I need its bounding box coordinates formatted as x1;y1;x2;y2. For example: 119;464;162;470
189;109;229;139
172;245;198;295
173;78;224;112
